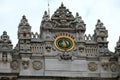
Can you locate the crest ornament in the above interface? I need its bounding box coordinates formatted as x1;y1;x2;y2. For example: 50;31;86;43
54;36;74;52
32;61;42;70
88;62;98;71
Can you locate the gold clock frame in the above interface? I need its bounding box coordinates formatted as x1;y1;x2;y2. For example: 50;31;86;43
54;36;75;52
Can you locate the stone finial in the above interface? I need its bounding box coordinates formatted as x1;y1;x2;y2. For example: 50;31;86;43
61;2;64;7
74;12;83;23
1;31;9;40
76;12;79;17
19;15;30;27
96;19;105;28
3;31;7;35
42;11;49;21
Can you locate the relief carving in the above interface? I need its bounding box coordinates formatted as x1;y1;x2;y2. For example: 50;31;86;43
110;63;117;72
32;61;42;70
22;60;29;69
101;57;110;70
11;60;18;70
88;62;98;71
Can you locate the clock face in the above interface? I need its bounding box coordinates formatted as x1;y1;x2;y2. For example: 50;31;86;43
54;36;74;51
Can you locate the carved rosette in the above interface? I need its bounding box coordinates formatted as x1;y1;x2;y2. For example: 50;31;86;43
110;63;117;72
32;61;42;70
88;62;98;71
11;60;19;70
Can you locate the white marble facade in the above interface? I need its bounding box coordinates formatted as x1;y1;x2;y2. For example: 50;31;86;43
0;3;119;80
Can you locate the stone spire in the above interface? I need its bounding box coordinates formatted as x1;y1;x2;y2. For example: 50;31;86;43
18;15;31;33
95;19;105;28
74;12;84;23
0;31;11;43
18;15;31;28
42;11;50;21
0;31;13;63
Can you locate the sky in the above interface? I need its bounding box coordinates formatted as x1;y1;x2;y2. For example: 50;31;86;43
0;0;120;52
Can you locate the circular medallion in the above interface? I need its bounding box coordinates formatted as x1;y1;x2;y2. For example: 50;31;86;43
110;63;117;72
11;60;18;70
54;36;74;51
32;61;42;70
88;62;98;71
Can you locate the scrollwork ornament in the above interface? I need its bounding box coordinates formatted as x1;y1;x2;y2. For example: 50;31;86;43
88;62;98;71
11;60;18;70
32;61;42;70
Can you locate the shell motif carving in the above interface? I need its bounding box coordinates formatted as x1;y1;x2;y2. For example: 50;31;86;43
32;61;42;70
88;62;98;71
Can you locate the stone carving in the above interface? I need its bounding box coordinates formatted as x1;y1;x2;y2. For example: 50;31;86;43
32;61;42;70
51;3;74;27
19;15;30;26
96;19;104;28
42;11;50;21
60;53;72;60
11;60;18;70
74;12;84;23
110;63;117;72
46;46;51;52
88;62;98;71
22;60;29;69
100;57;110;70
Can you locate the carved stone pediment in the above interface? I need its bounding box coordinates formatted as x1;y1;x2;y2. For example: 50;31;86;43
51;3;74;27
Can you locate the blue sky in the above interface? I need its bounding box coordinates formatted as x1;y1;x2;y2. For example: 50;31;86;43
0;0;120;52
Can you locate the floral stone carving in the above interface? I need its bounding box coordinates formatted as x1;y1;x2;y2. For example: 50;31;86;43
88;62;98;71
32;61;42;70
